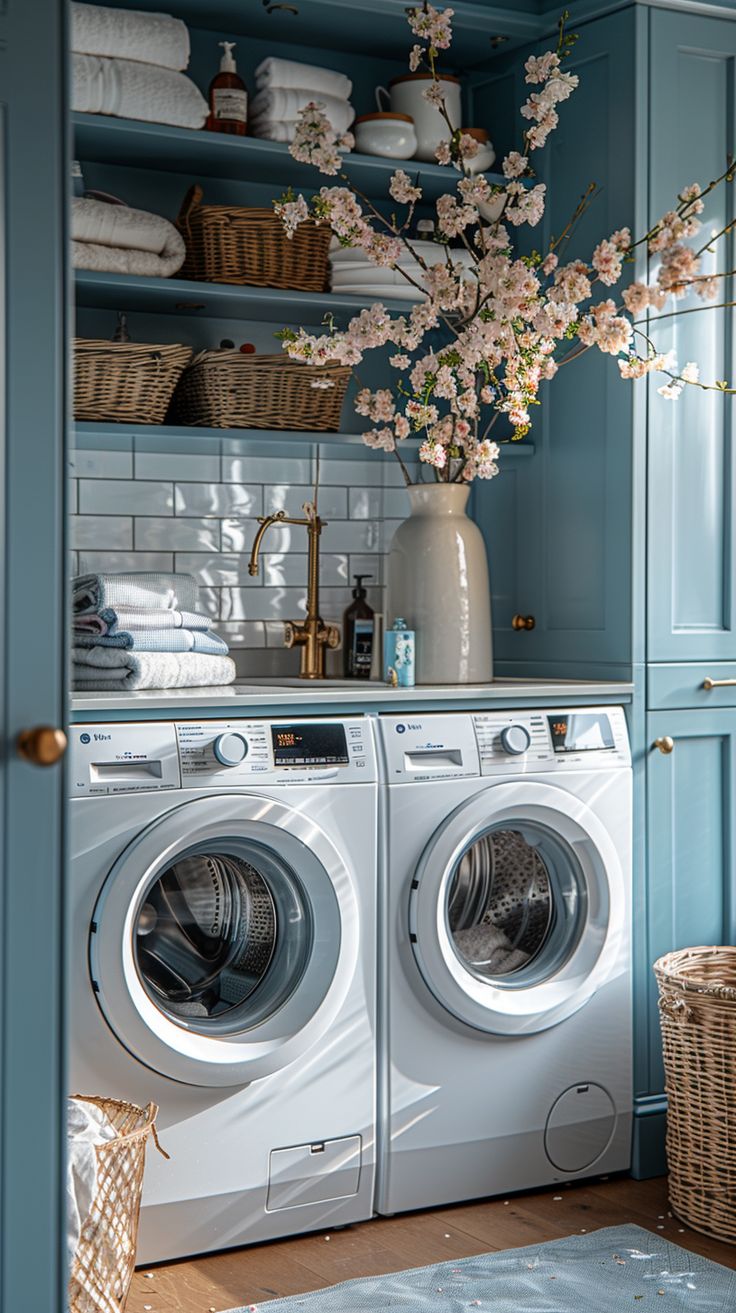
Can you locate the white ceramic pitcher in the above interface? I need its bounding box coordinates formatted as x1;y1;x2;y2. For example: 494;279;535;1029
376;73;462;163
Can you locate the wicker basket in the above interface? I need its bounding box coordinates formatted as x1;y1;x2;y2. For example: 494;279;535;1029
68;1096;168;1313
176;183;331;291
74;340;192;424
654;945;736;1244
172;350;352;431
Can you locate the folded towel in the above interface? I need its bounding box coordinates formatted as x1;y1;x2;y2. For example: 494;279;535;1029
72;53;208;129
255;56;352;101
74;606;213;636
72;238;185;277
72;648;236;690
74;572;200;614
71;2;190;71
72;197;184;258
251;88;354;134
249;120;299;144
75;628;228;655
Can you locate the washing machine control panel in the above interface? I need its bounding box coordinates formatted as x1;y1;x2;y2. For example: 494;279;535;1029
177;717;376;785
473;705;630;774
71;718;376;793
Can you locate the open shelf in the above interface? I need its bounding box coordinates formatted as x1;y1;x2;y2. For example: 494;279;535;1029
73;420;536;456
72;112;507;202
74;269;421;323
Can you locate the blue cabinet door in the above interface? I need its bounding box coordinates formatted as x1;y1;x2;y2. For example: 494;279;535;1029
0;1;68;1309
647;9;736;662
641;709;736;1099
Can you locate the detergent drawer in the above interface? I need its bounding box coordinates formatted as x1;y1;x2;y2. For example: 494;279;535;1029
267;1136;362;1211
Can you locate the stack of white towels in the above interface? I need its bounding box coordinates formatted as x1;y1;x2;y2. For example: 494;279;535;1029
72;192;186;276
72;572;236;690
250;57;354;144
71;2;208;130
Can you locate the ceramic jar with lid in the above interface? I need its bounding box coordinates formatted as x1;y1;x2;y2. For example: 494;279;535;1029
354;112;417;159
375;73;462;162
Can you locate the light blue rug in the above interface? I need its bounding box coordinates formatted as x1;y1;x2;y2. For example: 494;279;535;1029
228;1225;736;1311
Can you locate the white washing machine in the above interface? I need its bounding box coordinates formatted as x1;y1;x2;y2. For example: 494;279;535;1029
376;707;632;1215
68;716;377;1263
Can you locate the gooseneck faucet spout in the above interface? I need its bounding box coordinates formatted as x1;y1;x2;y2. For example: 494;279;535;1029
248;507;340;680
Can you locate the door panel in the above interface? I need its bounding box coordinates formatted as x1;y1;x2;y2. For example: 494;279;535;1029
0;1;68;1309
648;11;736;661
643;710;736;1096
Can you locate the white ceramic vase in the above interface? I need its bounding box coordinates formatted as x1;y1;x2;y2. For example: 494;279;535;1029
386;482;493;685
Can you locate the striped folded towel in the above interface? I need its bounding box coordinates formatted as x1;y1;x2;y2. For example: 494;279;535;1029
73;572;200;615
72;648;236;691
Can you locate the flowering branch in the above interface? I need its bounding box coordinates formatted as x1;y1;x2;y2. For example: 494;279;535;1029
271;5;735;483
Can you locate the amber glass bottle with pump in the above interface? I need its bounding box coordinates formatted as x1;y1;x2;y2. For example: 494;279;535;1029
207;41;247;135
343;575;375;679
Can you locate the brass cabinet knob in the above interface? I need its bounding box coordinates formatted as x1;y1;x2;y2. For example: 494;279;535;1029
17;725;68;766
653;736;675;755
511;614;536;631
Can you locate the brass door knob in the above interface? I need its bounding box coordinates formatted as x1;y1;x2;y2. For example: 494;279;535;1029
653;736;675;755
17;725;68;766
512;614;536;631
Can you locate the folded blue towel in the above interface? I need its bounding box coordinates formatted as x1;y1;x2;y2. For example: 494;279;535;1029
74;627;228;655
74;606;214;637
73;572;200;615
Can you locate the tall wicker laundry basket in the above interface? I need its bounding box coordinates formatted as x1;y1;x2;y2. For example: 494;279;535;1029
68;1097;167;1313
654;946;736;1244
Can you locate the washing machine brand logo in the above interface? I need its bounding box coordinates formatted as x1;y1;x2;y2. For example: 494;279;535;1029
395;723;422;734
80;733;91;744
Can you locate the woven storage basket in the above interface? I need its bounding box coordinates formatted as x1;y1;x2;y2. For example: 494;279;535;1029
176;184;331;291
68;1096;168;1313
172;350;352;431
74;340;192;424
654;945;736;1244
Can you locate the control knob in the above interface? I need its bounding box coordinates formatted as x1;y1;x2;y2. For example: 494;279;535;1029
499;724;531;756
213;732;248;767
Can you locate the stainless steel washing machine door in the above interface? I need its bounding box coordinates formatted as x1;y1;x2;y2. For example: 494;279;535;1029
408;781;626;1034
90;794;359;1086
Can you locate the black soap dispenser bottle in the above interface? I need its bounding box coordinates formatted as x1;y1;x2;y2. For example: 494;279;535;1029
343;574;375;679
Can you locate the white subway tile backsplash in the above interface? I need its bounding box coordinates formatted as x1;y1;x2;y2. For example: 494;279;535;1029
174;483;262;518
136;518;221;551
69;438;409;659
265;484;348;518
77;551;174;574
70;449;133;479
71;515;132;549
80;480;174;516
222;454;312;484
135;451;221;482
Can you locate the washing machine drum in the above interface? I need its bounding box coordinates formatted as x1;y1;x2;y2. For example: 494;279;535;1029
409;781;627;1035
135;853;278;1022
90;794;360;1087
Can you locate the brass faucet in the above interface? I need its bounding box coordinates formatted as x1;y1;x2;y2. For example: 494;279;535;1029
248;507;340;680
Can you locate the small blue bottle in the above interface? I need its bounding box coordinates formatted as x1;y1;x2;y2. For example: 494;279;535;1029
384;618;416;688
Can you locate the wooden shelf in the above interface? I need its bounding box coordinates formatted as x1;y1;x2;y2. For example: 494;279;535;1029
74;269;423;323
73;420;536;457
72;112;507;202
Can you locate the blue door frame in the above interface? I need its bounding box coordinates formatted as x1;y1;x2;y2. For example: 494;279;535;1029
0;1;68;1309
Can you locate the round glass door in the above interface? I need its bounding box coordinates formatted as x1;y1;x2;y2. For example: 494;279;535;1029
409;781;626;1035
134;846;310;1034
90;794;359;1086
447;825;584;987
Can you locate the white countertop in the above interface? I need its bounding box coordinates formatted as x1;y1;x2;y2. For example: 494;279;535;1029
71;677;634;715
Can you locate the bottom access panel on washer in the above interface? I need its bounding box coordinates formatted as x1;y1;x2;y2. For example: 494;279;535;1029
267;1136;362;1211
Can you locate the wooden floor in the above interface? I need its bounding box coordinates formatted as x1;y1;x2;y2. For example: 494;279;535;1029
126;1175;736;1313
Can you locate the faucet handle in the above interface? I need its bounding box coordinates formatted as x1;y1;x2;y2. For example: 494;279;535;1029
284;621;301;649
324;624;341;650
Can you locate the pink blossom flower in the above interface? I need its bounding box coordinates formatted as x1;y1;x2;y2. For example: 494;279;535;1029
423;80;446;108
290;102;346;176
541;252;558;276
622;281;650;315
408;4;454;50
502;151;528;179
274;193;309;238
364;427;396;452
435;140;452;165
389;353;411;369
525;52;560;84
389;170;422;205
418;439;448;468
591;238;624;286
409;43;423;72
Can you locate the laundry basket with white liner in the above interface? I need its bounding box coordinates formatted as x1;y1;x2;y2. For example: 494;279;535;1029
654;945;736;1244
68;1096;168;1313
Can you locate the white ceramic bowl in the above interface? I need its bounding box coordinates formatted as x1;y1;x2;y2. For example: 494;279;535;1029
354;112;417;159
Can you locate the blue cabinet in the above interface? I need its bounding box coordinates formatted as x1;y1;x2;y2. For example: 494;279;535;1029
647;10;736;664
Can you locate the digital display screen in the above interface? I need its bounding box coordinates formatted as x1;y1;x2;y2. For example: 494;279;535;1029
271;723;349;766
548;713;615;754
